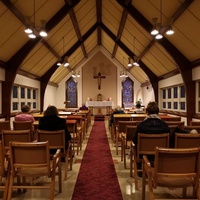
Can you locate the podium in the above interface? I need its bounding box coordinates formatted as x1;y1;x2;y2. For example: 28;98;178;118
64;101;70;108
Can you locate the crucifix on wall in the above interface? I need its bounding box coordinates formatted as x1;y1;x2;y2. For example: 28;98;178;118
93;72;106;90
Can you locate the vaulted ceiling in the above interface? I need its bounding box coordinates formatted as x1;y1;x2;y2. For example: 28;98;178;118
1;0;200;87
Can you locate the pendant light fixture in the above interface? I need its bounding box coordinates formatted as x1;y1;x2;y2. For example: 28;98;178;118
57;37;69;67
24;0;48;39
132;37;139;66
120;57;128;77
127;37;139;67
151;0;174;39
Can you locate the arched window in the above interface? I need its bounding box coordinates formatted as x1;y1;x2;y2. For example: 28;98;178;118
66;77;78;108
122;77;134;107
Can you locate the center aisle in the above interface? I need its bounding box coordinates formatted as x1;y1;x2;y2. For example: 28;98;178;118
71;121;123;200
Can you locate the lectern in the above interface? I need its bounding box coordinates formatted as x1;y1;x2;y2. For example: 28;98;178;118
64;101;70;108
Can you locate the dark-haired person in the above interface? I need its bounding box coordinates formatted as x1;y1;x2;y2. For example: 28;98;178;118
38;105;71;154
79;103;88;110
15;104;35;123
133;101;170;176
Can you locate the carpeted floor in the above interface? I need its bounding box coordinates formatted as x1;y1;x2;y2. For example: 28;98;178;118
72;121;123;200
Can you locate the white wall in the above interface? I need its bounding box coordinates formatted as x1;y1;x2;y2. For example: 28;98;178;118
44;85;57;110
56;47;142;110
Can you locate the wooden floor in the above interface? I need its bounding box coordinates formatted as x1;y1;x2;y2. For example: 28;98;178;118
1;118;198;200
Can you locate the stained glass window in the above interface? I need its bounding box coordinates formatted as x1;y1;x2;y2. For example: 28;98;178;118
122;77;133;106
66;77;77;108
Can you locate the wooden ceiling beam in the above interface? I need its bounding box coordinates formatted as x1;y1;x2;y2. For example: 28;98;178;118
116;0;194;67
101;22;158;83
96;0;102;45
112;9;128;58
68;6;88;58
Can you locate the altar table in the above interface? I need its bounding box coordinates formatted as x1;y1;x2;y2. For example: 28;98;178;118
86;101;114;115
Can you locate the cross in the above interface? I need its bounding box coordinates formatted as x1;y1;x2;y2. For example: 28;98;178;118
93;72;106;90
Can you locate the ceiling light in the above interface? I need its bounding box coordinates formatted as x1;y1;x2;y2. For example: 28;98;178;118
151;0;174;39
71;71;80;78
57;61;62;66
155;33;163;39
166;25;174;35
39;20;48;37
132;38;140;66
24;1;48;39
57;38;69;67
28;33;36;39
128;57;132;67
151;17;159;35
24;27;33;34
119;70;128;78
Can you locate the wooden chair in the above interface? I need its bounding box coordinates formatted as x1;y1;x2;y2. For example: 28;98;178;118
190;121;200;126
165;121;185;129
13;121;34;140
67;115;83;150
67;119;80;155
112;115;131;143
36;129;72;181
0;141;10;200
0;121;11;135
175;133;200;148
7;141;62;200
117;121;137;156
167;116;181;121
142;147;200;200
130;133;170;190
122;125;137;169
1;130;32;153
183;125;200;133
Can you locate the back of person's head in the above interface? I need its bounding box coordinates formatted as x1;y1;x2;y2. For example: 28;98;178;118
21;105;30;113
115;105;122;111
146;101;159;115
44;105;58;117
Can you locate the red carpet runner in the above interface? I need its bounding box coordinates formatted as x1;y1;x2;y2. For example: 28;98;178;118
72;121;123;200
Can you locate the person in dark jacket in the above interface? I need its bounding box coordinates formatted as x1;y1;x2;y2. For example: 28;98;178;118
79;103;88;110
38;105;71;151
133;101;170;177
133;101;170;145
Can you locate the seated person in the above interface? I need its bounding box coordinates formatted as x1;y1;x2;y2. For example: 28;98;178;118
15;104;35;123
109;105;125;126
133;101;170;176
133;101;170;144
79;103;88;110
38;105;71;154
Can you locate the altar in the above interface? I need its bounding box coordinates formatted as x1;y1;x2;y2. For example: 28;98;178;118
86;101;114;115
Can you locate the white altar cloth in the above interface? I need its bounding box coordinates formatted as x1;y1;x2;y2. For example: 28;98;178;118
86;101;114;107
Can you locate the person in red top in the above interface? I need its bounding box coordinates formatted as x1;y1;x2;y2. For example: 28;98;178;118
15;104;35;123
